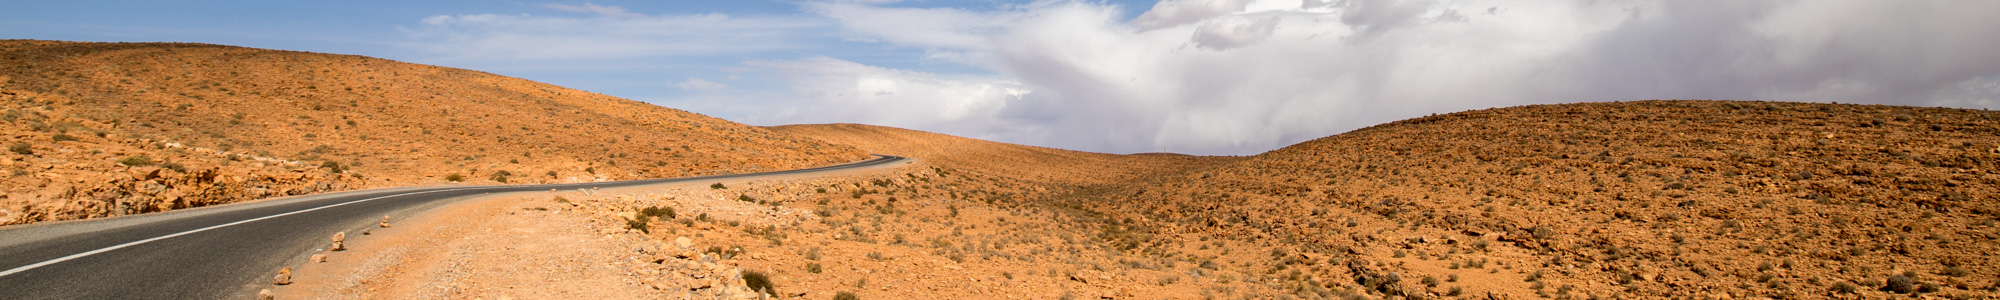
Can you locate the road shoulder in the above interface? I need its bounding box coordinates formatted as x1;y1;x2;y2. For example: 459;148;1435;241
271;158;911;299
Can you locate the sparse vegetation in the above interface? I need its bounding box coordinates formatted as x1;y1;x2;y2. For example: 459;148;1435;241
116;155;153;166
9;142;31;155
1885;275;1915;293
444;173;464;182
741;270;773;296
638;206;674;220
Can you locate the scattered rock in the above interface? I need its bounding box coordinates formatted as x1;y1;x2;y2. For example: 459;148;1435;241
330;232;346;251
273;267;293;285
675;236;694;249
257;289;274;300
310;254;327;263
378;215;392;228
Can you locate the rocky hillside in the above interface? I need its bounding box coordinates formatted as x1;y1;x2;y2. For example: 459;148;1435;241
1080;100;2000;299
0;40;867;225
769;123;1234;187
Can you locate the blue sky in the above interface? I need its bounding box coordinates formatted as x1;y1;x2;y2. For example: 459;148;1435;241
8;1;2000;155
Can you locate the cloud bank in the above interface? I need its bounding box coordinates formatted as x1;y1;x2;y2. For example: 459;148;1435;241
406;1;2000;155
760;0;2000;155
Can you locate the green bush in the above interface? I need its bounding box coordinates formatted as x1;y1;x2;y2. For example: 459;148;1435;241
490;170;512;183
805;262;822;273
117;155;154;167
1832;281;1858;294
626;218;649;233
710;183;727;189
833;292;859;300
444;173;464;182
320;161;345;173
8;142;30;155
1884;275;1914;293
639;206;675;220
1943;266;1969;277
742;270;774;296
50;134;78;141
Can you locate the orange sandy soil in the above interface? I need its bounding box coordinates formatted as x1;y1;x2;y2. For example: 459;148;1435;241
1078;101;2000;299
0;40;865;226
12;40;1999;300
277;102;2000;299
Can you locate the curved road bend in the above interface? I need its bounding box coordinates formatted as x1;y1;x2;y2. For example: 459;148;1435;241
0;155;905;299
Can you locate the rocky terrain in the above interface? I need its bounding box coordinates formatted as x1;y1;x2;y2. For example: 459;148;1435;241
0;40;866;225
9;40;1996;300
611;101;1996;299
1074;100;2000;299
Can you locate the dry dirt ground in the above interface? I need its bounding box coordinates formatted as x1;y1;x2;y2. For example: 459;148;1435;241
0;40;865;225
9;40;1998;300
1077;101;2000;299
272;102;2000;299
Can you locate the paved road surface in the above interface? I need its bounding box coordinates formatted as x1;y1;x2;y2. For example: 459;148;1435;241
0;155;904;299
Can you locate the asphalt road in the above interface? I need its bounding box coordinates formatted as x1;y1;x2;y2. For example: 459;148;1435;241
0;155;904;299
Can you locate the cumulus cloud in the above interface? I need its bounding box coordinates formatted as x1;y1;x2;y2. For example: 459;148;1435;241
675;77;728;92
671;57;1035;141
777;0;2000;155
1190;14;1279;50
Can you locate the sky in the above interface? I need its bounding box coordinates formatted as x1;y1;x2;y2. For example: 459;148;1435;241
7;0;1999;155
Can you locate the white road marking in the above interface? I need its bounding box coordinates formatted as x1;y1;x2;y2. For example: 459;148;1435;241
0;187;491;278
0;155;902;279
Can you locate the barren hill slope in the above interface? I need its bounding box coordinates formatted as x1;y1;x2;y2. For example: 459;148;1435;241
1083;100;2000;298
0;40;866;225
769;123;1234;187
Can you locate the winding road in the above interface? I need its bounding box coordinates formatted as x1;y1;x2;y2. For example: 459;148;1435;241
0;155;904;299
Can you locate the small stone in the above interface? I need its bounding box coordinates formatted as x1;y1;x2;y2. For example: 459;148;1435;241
331;231;346;243
675;236;694;249
330;241;345;251
310;254;327;263
378;215;392;228
273;267;293;285
258;289;275;300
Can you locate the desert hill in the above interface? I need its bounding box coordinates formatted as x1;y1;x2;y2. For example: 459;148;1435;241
768;123;1235;187
0;40;866;225
1072;100;2000;298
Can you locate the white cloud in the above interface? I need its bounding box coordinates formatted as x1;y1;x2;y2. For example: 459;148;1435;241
730;57;1030;139
675;77;728;92
1189;14;1279;50
403;1;2000;155
544;3;645;18
1131;0;1251;30
404;11;823;61
779;0;2000;155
